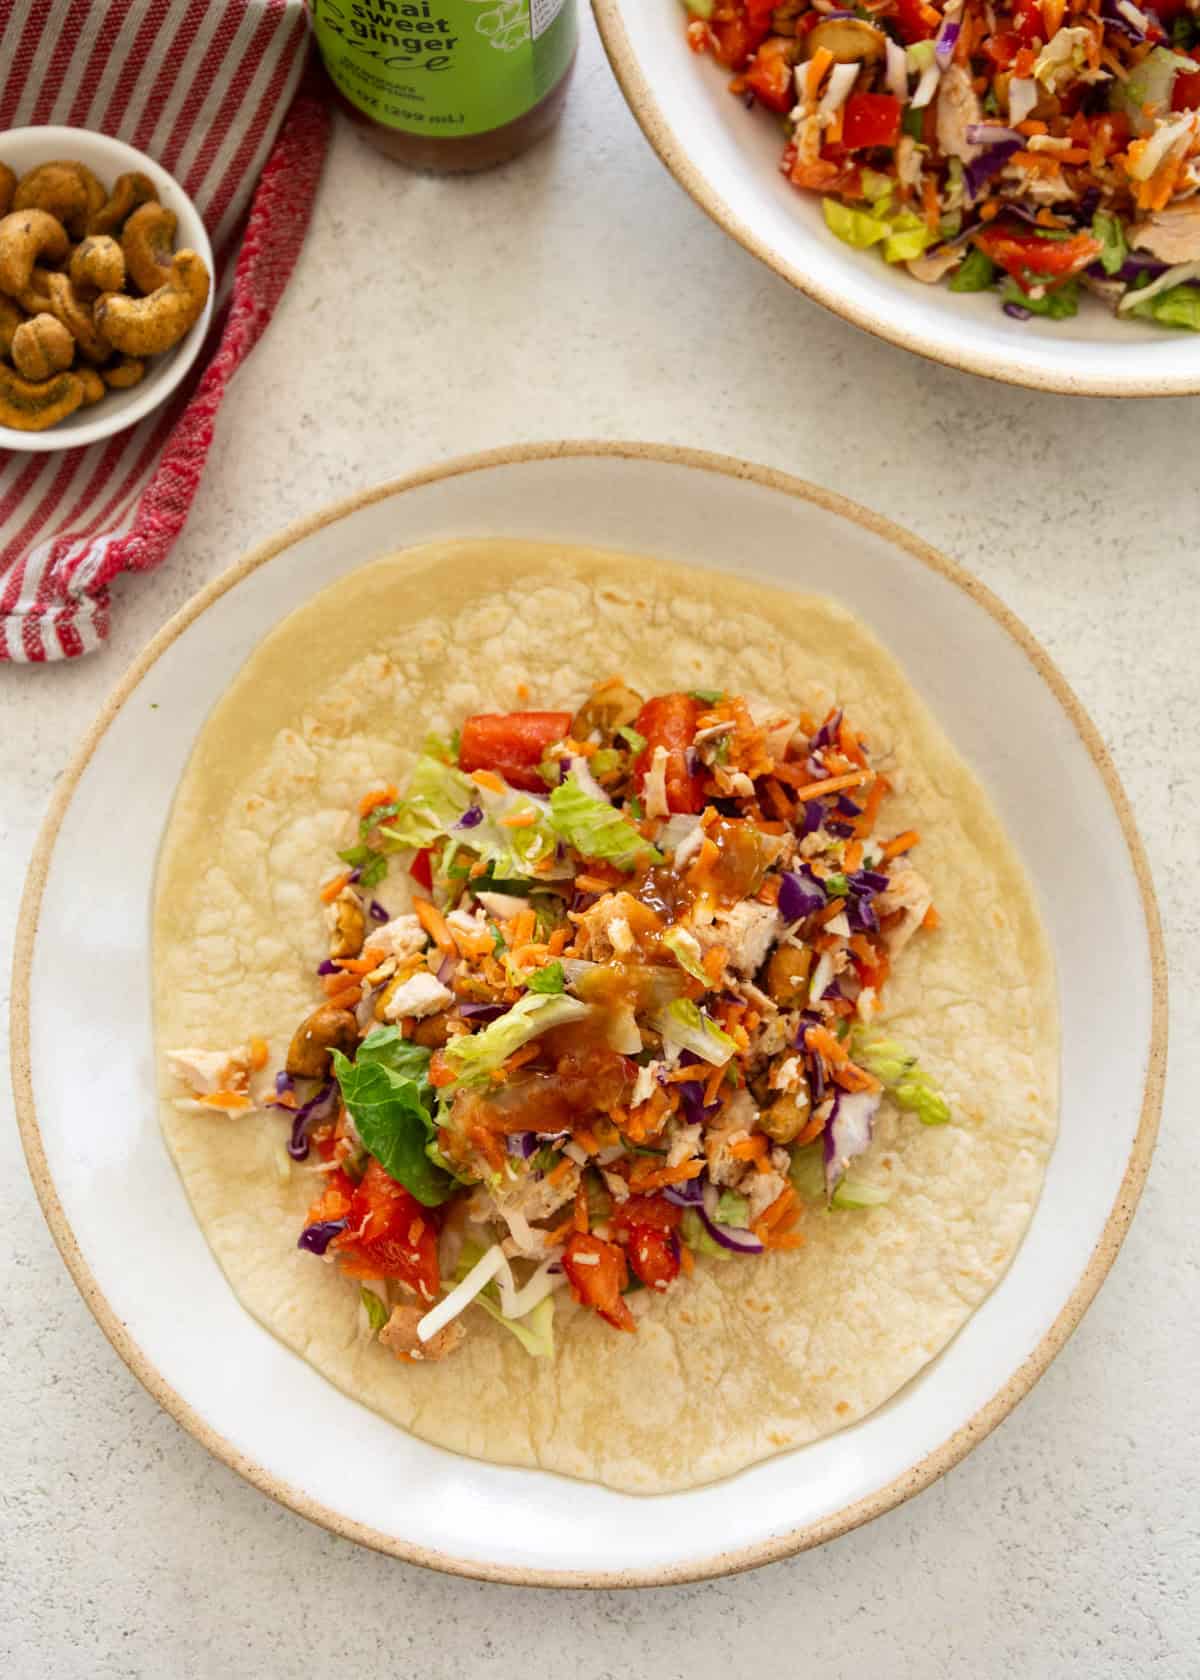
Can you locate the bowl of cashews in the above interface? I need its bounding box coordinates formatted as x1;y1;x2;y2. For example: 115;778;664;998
0;126;215;452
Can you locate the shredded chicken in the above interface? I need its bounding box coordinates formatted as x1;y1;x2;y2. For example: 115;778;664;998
935;65;982;163
380;1303;464;1362
1130;200;1200;264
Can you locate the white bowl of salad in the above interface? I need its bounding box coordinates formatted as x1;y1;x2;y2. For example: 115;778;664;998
594;0;1200;393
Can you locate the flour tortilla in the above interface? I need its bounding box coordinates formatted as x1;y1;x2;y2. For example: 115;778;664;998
154;540;1057;1495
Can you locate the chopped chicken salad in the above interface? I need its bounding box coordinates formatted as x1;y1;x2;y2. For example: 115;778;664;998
168;682;949;1363
683;0;1200;326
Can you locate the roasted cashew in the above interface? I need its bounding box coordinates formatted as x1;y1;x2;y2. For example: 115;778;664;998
69;234;125;297
76;366;105;406
87;171;157;238
17;266;55;315
42;270;111;363
0;295;24;358
285;1005;359;1080
122;203;177;295
10;312;74;380
95;249;209;355
0;364;84;431
0;164;14;220
13;161;93;237
101;354;145;389
0;210;71;299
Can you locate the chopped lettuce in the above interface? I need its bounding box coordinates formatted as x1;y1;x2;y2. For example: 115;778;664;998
1091;210;1127;278
1002;278;1080;319
443;992;590;1086
1127;282;1200;330
788;1141;826;1202
823;198;934;263
549;771;662;871
715;1189;750;1227
681;1207;729;1261
663;925;709;984
525;960;565;994
454;1241;557;1357
331;1037;456;1206
360;1285;389;1334
831;1177;892;1209
852;1029;951;1125
336;843;389;889
615;724;646;755
948;247;996;293
654;998;737;1066
1033;25;1090;90
373;755;475;849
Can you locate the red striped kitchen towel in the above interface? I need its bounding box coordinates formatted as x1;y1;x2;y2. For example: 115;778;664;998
0;0;330;662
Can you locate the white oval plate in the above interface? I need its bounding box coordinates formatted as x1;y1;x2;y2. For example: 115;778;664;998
592;0;1200;397
12;443;1165;1586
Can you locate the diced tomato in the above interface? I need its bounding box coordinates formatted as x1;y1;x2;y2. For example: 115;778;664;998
974;223;1102;292
1173;47;1200;110
742;37;796;113
562;1232;636;1331
890;0;936;43
634;693;705;813
625;1227;682;1291
982;29;1022;68
333;1158;441;1303
1146;0;1189;17
709;7;771;68
610;1193;683;1234
304;1167;355;1228
744;0;775;26
458;710;572;793
841;93;902;151
1012;0;1047;45
409;847;434;892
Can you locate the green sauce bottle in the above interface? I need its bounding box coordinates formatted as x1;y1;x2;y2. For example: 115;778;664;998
309;0;577;173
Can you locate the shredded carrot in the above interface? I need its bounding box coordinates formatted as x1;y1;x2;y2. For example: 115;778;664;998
414;896;456;957
729;1133;768;1163
756;873;781;905
469;769;505;794
848;933;877;965
757;1186;797;1232
679;1243;695;1276
833;1061;881;1094
922;904;940;930
881;829;919;860
805;43;833;98
515;681;530;701
322;972;363;1002
843;839;863;872
694;836;719;871
331;953;379;975
702;1061;727;1106
358;783;398;818
699;804;718;828
319;870;355;904
575;872;618;894
702;945;727;985
793;770;870;803
574;1186;589;1233
805;1023;849;1065
547;1157;576;1187
763;779;793;822
816;896;848;926
502;1043;541;1076
574;1126;600;1154
248;1036;269;1071
921;174;940;233
1016;118;1048;136
794;1109;826;1147
548;927;570;955
628;1157;704;1192
500;807;539;828
979;198;1001;222
197;1090;254;1112
854;773;890;838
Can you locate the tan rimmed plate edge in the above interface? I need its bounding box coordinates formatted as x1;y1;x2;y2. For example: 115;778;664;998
590;1;1197;399
10;440;1168;1588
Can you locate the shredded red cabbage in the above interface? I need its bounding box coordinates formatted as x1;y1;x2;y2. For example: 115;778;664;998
369;900;389;922
455;805;484;830
778;867;826;922
297;1218;347;1255
316;958;339;976
507;1132;538;1158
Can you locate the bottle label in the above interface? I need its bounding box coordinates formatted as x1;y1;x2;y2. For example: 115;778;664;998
312;0;576;138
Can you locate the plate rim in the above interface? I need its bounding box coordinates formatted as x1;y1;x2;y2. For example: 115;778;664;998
9;439;1168;1587
590;0;1198;399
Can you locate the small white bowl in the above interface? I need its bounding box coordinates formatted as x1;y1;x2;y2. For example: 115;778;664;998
0;126;215;452
594;0;1200;396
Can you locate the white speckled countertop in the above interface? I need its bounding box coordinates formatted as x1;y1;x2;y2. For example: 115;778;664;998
2;18;1195;1675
